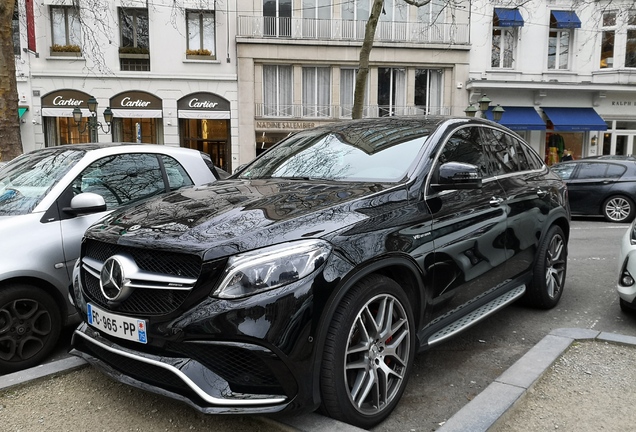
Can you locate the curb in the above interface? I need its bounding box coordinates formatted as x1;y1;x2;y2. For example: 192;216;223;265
0;356;88;392
4;328;635;432
437;328;636;432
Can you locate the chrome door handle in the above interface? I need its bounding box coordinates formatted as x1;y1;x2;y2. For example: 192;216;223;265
490;197;504;206
536;189;548;198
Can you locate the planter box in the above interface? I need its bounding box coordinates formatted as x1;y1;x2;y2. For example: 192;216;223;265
186;54;215;60
119;53;150;59
50;50;82;57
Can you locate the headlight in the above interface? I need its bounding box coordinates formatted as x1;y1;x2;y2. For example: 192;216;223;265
212;240;332;299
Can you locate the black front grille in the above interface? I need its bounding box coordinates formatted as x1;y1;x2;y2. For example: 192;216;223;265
164;342;285;395
84;239;201;278
83;272;190;315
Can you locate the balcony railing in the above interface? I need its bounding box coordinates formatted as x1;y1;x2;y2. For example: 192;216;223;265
255;104;451;119
239;16;469;45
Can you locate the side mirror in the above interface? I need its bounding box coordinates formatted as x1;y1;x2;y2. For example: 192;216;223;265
432;162;483;190
63;192;107;215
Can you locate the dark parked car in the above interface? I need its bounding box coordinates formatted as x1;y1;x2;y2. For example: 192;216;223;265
551;157;636;222
69;117;570;428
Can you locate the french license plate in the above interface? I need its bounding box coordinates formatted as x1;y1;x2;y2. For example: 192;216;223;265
87;303;147;344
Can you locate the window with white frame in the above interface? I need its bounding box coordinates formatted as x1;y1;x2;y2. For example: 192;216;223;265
378;68;406;117
340;68;369;118
187;11;215;57
627;11;636;67
119;8;150;71
302;67;331;117
263;65;293;117
302;0;331;38
415;69;443;115
600;11;616;69
491;9;523;69
264;0;291;37
51;5;81;49
547;11;580;70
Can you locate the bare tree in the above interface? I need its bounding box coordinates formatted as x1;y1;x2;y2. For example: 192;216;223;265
353;0;435;119
0;1;22;161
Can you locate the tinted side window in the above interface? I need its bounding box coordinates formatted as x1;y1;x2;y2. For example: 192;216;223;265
576;163;609;179
481;128;519;175
439;127;490;177
606;163;626;179
73;154;165;209
161;155;194;190
551;164;576;180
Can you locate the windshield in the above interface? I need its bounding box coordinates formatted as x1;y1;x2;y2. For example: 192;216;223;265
0;149;85;215
239;126;429;182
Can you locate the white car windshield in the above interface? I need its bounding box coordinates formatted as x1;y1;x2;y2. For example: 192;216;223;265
0;149;84;216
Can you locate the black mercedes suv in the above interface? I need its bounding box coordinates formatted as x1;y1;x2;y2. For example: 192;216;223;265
69;116;570;428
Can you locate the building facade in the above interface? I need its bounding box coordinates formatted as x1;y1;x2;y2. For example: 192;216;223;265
468;0;636;163
13;0;238;172
235;0;471;162
13;0;636;170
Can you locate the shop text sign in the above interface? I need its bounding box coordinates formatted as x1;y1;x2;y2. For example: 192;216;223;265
257;121;316;130
611;100;636;107
177;92;230;111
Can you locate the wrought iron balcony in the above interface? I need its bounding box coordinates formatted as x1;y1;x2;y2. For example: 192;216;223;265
238;16;469;45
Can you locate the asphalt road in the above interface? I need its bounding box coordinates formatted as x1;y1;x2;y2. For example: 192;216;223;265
43;217;636;431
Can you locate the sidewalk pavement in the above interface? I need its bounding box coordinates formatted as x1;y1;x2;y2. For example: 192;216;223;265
2;328;635;432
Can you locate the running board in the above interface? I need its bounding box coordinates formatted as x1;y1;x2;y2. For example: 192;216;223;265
427;284;526;346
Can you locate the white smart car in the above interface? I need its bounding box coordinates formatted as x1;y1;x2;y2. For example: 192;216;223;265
617;220;636;312
0;143;226;373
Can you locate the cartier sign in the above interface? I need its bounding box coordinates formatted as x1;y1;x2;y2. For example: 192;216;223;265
41;89;90;108
178;92;230;111
110;91;162;110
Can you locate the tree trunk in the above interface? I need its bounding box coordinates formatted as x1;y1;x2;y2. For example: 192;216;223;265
0;1;22;161
352;0;385;120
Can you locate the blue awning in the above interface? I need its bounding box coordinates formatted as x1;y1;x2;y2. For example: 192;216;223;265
542;107;607;131
494;8;524;27
551;11;581;29
485;106;545;130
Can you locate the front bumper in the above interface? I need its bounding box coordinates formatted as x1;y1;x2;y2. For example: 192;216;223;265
71;322;293;414
617;225;636;305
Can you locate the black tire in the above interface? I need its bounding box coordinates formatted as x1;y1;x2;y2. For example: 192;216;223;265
319;274;416;429
0;285;62;374
523;225;567;309
619;298;635;314
603;195;635;223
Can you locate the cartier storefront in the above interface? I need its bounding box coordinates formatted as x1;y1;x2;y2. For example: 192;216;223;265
178;92;231;171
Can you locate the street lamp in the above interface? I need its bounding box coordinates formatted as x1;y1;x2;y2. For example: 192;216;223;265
464;94;505;122
73;96;113;142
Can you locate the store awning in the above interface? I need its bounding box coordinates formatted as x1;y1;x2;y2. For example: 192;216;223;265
485;106;545;130
18;107;28;118
494;8;524;27
542;107;607;131
178;110;231;120
551;11;581;29
110;109;163;118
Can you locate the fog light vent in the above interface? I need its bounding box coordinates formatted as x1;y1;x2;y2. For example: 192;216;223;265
621;271;635;287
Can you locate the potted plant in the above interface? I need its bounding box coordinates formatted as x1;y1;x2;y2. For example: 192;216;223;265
186;48;214;60
50;44;82;57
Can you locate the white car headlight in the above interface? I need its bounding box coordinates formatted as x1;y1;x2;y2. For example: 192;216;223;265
212;240;332;299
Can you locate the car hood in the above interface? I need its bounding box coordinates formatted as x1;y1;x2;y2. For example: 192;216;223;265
86;179;402;260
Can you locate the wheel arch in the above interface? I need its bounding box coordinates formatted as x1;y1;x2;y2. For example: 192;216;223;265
310;255;426;404
0;276;71;325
